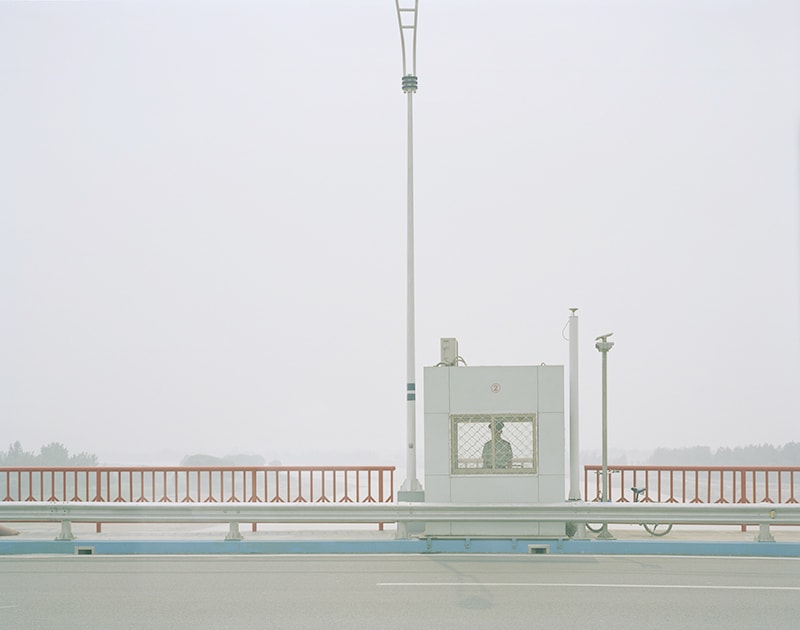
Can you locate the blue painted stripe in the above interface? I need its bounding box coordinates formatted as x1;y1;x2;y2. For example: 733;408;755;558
2;538;800;557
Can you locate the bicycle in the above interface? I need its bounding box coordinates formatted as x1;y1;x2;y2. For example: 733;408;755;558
586;486;673;537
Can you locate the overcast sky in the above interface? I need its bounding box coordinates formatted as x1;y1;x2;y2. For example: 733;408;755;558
2;1;799;470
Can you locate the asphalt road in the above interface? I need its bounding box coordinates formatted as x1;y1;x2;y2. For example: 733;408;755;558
2;555;799;629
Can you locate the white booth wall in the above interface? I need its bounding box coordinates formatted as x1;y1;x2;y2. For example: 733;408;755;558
424;364;565;537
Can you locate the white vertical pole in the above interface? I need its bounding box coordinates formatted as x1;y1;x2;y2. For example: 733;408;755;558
568;308;581;501
601;348;608;502
595;333;614;539
396;1;422;494
404;86;421;492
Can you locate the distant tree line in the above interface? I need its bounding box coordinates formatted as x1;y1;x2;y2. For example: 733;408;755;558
0;441;99;466
180;453;266;466
646;442;800;466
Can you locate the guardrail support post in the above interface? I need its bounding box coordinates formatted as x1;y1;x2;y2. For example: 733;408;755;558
225;521;243;541
756;522;775;542
570;522;588;540
56;520;75;541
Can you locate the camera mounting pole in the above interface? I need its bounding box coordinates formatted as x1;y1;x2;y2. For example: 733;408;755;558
595;332;615;539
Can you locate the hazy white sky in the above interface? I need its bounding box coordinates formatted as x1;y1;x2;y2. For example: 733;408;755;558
2;1;799;470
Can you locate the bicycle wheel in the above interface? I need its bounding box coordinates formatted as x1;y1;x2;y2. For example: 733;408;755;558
586;523;605;533
643;523;673;537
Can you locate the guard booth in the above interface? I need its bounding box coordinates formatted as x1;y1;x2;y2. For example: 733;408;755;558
423;339;566;537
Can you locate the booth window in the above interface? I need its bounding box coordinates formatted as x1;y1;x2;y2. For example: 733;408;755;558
450;414;537;474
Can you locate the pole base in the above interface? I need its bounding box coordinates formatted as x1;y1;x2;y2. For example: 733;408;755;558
396;490;425;537
596;524;615;540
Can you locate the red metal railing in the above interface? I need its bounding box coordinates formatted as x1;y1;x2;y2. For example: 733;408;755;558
584;465;800;505
1;465;395;531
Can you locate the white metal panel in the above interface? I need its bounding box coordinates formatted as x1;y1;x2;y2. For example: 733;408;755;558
450;476;539;504
423;366;450;413
537;366;565;413
451;521;542;537
424;521;452;536
423;474;452;503
538;521;567;536
537;412;565;476
449;366;538;414
538;474;567;503
423;413;450;476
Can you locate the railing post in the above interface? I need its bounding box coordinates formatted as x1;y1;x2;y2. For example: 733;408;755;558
225;521;243;541
756;522;775;542
57;520;75;541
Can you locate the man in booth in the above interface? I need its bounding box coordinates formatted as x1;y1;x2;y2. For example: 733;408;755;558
482;420;513;469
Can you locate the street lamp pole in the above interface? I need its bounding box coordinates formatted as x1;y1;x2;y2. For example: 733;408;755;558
595;332;614;539
395;0;422;495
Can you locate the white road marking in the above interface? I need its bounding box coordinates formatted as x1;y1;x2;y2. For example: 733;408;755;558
377;582;800;591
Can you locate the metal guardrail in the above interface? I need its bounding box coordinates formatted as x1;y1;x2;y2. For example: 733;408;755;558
584;465;800;504
2;501;798;542
0;466;395;504
0;465;395;532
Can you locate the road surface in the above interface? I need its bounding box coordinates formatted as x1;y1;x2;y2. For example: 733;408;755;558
2;554;798;629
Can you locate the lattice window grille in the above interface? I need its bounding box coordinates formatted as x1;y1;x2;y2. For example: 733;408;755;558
450;414;537;474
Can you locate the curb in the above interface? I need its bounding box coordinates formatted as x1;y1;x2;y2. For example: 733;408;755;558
3;537;800;557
